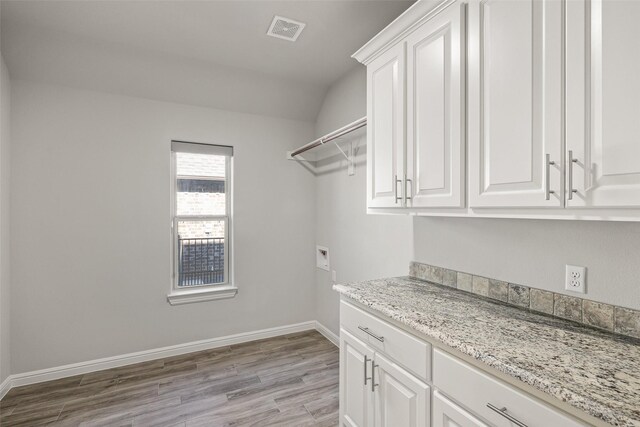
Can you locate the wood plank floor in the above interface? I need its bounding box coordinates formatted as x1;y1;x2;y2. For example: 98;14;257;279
0;330;339;427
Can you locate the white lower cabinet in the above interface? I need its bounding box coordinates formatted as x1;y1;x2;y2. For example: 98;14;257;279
432;390;488;427
432;349;585;427
340;329;375;427
374;352;430;427
340;299;588;427
340;329;430;427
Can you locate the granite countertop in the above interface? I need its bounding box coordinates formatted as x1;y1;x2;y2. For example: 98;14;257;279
333;277;640;427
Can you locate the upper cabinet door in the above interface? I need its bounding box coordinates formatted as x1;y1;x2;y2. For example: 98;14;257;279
468;0;563;208
566;0;640;207
373;353;430;427
405;2;466;208
367;43;406;208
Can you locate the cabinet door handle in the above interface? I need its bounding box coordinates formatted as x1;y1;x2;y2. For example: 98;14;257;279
394;175;402;204
487;403;528;427
405;176;412;202
567;150;578;200
545;154;556;200
358;326;385;342
363;355;371;385
371;361;379;392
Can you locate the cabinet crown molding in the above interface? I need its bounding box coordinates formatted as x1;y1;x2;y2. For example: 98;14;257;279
352;0;454;65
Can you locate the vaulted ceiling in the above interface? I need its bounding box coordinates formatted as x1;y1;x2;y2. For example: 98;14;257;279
1;1;413;121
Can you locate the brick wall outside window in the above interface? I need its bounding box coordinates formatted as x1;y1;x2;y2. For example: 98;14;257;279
175;152;229;285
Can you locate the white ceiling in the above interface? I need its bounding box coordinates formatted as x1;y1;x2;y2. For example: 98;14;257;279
1;1;413;121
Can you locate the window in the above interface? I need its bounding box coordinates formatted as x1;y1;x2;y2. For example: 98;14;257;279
168;141;236;305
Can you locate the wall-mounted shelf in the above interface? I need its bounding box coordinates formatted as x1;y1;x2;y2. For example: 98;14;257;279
287;116;366;176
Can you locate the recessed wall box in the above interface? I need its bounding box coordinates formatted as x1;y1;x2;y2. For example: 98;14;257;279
316;245;330;271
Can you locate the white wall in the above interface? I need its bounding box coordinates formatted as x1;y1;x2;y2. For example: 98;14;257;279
10;80;317;374
414;217;640;310
0;54;10;383
314;66;413;335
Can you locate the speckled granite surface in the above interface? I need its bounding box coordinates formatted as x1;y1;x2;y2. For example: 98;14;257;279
333;277;640;427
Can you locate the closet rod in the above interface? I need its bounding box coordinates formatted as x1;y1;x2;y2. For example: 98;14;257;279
290;116;366;157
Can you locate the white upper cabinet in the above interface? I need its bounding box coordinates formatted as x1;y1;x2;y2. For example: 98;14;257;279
357;0;465;210
566;0;640;207
355;0;640;219
367;44;406;208
468;0;563;208
406;3;466;208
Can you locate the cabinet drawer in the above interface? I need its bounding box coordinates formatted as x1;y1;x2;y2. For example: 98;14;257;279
433;349;585;427
340;300;430;381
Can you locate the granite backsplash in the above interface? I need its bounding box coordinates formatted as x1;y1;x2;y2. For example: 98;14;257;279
410;261;640;340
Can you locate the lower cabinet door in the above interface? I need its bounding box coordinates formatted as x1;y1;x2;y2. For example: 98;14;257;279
341;329;375;427
433;390;489;427
373;352;430;427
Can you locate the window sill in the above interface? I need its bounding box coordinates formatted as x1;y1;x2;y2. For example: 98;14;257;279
167;285;238;306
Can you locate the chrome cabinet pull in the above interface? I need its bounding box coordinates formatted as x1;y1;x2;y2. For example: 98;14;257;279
487;403;528;427
371;361;379;392
567;150;578;200
545;154;556;200
405;176;412;202
363;355;371;385
358;326;385;342
394;175;402;204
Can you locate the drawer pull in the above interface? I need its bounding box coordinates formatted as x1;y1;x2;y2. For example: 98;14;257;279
364;355;371;385
358;326;385;342
487;403;528;427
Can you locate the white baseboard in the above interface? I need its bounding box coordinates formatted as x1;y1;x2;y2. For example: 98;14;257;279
315;321;339;346
0;376;11;400
6;320;318;390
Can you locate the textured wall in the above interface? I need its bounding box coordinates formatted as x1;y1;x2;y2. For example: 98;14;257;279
10;81;317;374
414;216;640;311
0;54;10;383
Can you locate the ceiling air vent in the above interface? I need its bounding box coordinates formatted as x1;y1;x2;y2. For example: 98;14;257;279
267;15;306;42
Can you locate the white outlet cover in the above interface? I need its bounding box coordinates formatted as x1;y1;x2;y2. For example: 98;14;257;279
565;265;586;293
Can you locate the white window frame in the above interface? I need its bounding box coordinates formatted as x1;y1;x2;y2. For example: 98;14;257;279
167;141;236;305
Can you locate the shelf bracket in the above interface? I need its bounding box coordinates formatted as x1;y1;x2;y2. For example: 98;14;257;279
332;140;349;161
332;140;355;176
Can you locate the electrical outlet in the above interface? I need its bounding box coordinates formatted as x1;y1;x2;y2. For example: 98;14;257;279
565;265;586;293
331;270;337;283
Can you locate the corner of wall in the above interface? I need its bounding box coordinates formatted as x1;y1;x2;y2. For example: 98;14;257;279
314;65;366;138
311;63;413;336
0;52;12;384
